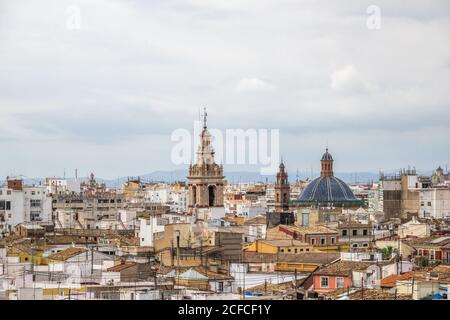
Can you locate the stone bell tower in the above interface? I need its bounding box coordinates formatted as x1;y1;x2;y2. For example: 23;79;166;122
274;159;290;213
187;108;225;213
267;158;294;227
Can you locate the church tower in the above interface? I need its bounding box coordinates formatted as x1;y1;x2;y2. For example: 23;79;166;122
274;159;290;213
187;108;225;212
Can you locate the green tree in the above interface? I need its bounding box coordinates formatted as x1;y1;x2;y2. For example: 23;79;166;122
382;246;393;260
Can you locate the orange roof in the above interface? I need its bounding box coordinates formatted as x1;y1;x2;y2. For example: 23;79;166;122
380;272;416;288
46;247;87;261
107;262;137;272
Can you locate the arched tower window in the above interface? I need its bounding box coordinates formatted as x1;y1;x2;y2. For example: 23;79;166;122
192;186;197;206
208;185;216;207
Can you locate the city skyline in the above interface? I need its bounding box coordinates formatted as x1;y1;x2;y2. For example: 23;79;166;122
1;1;450;305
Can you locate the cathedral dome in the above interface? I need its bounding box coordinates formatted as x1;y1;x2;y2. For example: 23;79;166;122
296;148;361;207
298;176;359;204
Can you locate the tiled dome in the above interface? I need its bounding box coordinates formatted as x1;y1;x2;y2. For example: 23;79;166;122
298;176;358;204
321;148;333;161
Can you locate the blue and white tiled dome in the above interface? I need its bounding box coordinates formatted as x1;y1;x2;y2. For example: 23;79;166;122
297;148;361;207
298;176;358;203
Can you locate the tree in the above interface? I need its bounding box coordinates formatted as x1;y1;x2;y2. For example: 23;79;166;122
382;246;393;260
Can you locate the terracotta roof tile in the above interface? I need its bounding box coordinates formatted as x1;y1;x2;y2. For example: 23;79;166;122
46;247;87;261
107;262;137;272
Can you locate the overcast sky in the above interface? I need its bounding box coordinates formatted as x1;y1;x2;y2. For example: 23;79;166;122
0;0;449;179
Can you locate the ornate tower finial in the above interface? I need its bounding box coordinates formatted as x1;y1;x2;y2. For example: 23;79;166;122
202;107;208;129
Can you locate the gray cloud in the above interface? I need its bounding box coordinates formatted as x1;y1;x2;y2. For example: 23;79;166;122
0;0;449;178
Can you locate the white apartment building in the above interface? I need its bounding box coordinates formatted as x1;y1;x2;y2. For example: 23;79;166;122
45;177;80;195
0;183;52;236
224;198;267;218
144;185;188;213
398;216;431;238
236;204;266;218
368;183;383;212
139;216;167;247
419;188;450;219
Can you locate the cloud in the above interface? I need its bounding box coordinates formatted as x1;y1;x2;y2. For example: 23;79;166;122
330;65;375;93
0;0;449;177
236;77;275;93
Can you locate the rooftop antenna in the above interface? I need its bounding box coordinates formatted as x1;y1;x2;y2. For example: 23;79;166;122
296;168;299;184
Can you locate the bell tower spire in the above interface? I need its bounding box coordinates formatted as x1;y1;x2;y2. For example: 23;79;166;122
188;109;224;212
275;159;290;213
202;107;208;129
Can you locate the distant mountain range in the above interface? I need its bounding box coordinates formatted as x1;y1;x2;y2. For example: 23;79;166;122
109;170;382;187
2;169;434;189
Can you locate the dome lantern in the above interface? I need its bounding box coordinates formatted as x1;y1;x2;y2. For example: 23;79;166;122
320;147;334;177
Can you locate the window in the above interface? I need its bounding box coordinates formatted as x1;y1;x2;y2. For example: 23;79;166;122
430;250;435;260
342;230;347;236
331;237;336;244
0;200;11;210
30;212;41;221
418;249;423;256
311;238;316;245
30;200;41;207
428;202;432;206
352;230;357;236
336;277;344;288
320;276;329;288
363;229;368;236
280;248;284;253
363;243;368;247
288;249;291;252
320;238;326;245
294;249;298;253
7;190;11;195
